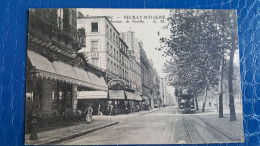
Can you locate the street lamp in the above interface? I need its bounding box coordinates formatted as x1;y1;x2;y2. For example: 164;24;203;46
29;66;39;141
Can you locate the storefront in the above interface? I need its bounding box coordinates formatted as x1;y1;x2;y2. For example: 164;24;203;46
125;91;142;112
106;79;127;115
108;90;126;115
77;91;108;115
26;50;108;130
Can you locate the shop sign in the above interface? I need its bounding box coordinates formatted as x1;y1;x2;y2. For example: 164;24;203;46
89;52;99;57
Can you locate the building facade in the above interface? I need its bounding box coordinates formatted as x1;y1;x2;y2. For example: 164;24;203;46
140;43;160;109
120;31;141;63
77;16;142;114
25;9;108;133
120;31;142;96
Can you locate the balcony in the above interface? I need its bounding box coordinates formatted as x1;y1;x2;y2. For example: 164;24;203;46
29;11;86;48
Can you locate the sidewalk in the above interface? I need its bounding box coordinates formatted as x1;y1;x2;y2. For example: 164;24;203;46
195;104;243;115
198;113;244;142
25;116;119;145
25;108;160;145
192;105;244;142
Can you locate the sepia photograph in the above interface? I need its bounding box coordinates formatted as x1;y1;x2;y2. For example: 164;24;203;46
24;8;243;145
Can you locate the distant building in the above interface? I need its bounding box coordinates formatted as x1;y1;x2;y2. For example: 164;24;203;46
120;31;141;63
160;78;167;106
140;43;160;108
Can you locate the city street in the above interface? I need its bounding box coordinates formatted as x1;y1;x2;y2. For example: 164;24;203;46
24;9;244;145
60;106;242;145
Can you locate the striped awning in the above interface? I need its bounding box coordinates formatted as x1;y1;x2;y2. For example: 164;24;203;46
27;49;57;77
73;67;94;88
125;91;142;101
52;61;79;83
87;72;108;91
78;91;108;99
142;96;149;100
27;50;108;91
108;90;125;100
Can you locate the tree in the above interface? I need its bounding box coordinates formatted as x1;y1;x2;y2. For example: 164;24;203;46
228;11;238;121
159;10;221;111
214;10;238;120
158;10;238;116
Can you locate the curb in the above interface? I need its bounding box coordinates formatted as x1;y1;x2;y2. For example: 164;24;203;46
25;121;119;145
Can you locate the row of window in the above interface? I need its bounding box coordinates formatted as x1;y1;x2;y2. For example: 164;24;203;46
106;24;119;46
90;23;139;74
106;43;141;75
89;22;141;85
91;21;119;48
129;58;141;75
107;58;129;80
106;58;142;87
107;42;129;68
90;40;139;75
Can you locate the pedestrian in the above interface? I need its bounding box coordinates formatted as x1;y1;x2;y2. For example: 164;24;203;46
98;104;103;116
125;104;129;114
86;104;93;124
110;104;114;116
131;103;134;112
25;96;33;134
107;103;111;115
136;104;140;112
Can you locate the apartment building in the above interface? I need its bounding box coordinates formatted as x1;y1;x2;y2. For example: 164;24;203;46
77;16;143;113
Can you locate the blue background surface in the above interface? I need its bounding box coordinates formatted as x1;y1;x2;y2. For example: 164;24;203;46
0;0;259;145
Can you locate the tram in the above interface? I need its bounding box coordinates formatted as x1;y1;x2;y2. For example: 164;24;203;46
178;90;195;114
154;100;159;108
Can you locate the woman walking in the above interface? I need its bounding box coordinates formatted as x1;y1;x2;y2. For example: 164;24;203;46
86;104;93;124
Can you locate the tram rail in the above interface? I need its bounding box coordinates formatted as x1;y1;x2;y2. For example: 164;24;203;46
183;117;194;143
183;116;238;143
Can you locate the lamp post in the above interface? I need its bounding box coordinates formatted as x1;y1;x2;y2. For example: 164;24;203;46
29;66;39;141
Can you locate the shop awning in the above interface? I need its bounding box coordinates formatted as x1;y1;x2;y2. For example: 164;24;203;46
108;90;125;100
27;50;108;91
125;91;142;101
87;71;108;91
27;50;58;79
73;67;93;87
77;91;108;99
52;61;79;83
142;96;149;100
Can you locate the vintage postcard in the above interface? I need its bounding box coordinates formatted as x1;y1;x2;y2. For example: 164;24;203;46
24;8;243;145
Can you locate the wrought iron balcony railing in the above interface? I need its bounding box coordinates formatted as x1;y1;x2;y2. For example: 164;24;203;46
30;11;86;47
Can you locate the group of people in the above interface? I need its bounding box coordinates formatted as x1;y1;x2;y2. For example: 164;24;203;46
84;103;114;124
84;102;150;124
